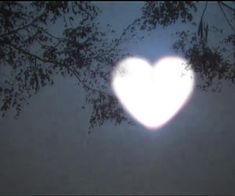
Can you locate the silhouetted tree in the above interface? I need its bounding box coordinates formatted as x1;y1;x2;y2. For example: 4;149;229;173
0;1;234;130
137;1;235;91
0;1;129;129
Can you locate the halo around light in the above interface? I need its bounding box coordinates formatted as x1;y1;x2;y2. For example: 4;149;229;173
111;56;195;131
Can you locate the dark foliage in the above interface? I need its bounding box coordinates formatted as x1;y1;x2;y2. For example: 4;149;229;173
139;1;235;92
0;1;234;129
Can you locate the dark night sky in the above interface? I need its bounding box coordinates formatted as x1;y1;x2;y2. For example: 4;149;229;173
0;2;235;194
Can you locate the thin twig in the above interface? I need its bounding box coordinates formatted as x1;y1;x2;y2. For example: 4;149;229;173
220;2;235;13
201;1;208;20
218;2;235;32
111;18;141;50
31;24;66;41
2;41;110;96
0;12;45;38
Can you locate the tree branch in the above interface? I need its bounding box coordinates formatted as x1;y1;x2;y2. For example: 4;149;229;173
111;18;141;50
0;12;45;38
201;1;208;20
220;2;235;13
218;2;235;32
31;24;66;41
2;41;111;96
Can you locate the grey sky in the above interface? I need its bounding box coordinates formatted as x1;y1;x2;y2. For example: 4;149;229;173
0;2;235;194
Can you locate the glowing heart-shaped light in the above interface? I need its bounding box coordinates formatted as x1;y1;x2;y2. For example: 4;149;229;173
111;56;195;130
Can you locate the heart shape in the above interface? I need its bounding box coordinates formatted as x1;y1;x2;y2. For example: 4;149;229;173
111;56;194;130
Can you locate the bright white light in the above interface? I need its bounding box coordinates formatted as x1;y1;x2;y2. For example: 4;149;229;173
111;56;195;130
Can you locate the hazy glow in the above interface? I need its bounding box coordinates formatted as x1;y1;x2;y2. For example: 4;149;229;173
111;56;195;130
